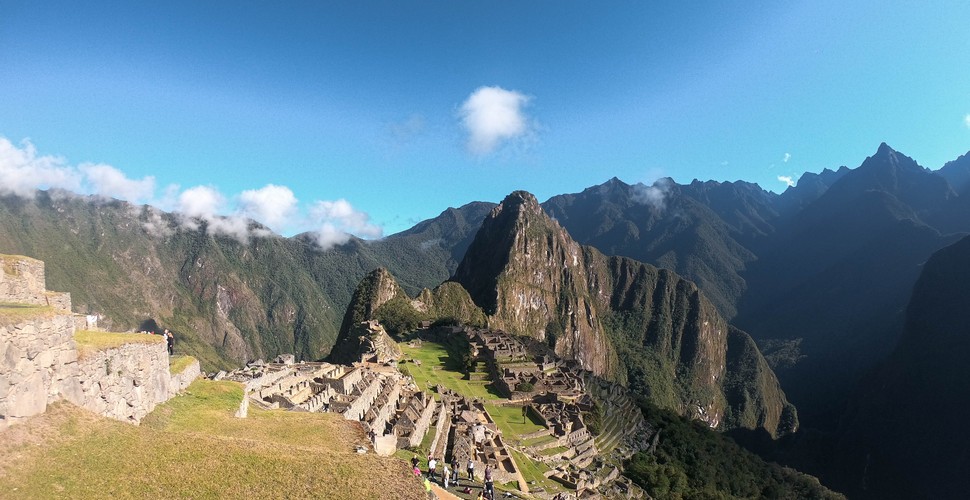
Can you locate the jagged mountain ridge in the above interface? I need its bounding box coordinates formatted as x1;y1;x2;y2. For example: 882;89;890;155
0;191;492;370
453;190;796;436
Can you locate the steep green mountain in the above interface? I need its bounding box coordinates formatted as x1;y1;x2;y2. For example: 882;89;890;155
328;268;485;364
830;235;970;499
542;178;766;318
735;143;965;424
0;191;489;371
454;191;796;436
0;192;338;370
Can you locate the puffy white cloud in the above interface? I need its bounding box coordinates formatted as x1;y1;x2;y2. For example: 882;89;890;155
178;185;225;219
238;184;298;233
632;178;673;212
309;198;383;250
778;175;796;188
783;152;791;163
0;136;384;247
80;163;155;203
964;113;970;129
0;137;82;197
459;86;531;155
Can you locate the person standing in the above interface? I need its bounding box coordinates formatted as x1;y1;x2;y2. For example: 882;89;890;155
165;330;175;355
466;458;475;481
443;463;451;489
484;463;494;499
428;456;437;480
452;459;461;487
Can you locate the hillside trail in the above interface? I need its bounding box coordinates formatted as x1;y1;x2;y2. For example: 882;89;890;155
431;483;462;500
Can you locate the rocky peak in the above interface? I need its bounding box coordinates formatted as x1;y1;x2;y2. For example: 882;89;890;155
454;190;616;376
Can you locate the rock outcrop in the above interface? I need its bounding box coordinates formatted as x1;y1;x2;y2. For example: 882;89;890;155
454;191;619;378
453;191;796;436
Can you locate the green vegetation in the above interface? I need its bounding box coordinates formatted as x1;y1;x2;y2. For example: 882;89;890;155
375;295;429;337
73;329;166;359
509;449;562;494
484;404;545;441
514;381;534;392
625;401;842;499
0;380;424;499
168;355;196;374
399;341;498;401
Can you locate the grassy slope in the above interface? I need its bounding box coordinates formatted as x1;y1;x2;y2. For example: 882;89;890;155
0;380;425;500
73;329;167;359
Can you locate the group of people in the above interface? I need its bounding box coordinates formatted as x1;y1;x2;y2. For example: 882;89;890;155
138;328;176;355
412;455;496;499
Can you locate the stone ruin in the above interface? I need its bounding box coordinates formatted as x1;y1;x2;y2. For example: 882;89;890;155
222;349;438;457
0;255;200;429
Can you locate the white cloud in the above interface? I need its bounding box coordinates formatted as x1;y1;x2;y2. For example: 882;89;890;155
0;137;82;197
0;136;385;247
632;178;673;212
309;199;383;250
964;113;970;129
80;163;155;203
238;184;298;233
178;185;225;220
783;152;791;163
778;175;796;188
459;86;531;155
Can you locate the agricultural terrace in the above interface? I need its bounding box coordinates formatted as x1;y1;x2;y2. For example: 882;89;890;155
398;340;566;496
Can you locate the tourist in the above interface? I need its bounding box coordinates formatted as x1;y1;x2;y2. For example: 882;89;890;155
452;459;461;486
484;463;494;499
424;476;432;499
443;463;451;489
428;455;437;480
411;454;420;470
467;458;475;481
166;330;175;355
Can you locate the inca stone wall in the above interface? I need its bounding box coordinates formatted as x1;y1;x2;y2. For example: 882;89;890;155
0;313;81;428
1;255;199;429
71;342;173;423
0;254;71;310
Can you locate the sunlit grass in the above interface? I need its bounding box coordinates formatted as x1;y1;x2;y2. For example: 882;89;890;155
0;302;55;326
168;355;196;374
0;380;425;499
73;330;165;359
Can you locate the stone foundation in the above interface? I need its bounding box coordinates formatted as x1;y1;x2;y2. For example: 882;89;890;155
0;313;81;428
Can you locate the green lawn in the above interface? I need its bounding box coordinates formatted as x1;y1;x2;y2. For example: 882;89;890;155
400;342;501;401
483;403;545;442
0;380;425;500
510;449;563;494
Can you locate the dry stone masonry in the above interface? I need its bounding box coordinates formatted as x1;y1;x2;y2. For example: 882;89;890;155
0;255;199;429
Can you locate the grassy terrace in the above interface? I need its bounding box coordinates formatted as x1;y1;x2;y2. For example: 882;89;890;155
399;340;567;496
0;302;55;327
400;341;501;401
73;329;166;359
0;380;425;500
168;355;196;374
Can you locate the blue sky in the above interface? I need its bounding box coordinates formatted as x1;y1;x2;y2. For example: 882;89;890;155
2;1;969;241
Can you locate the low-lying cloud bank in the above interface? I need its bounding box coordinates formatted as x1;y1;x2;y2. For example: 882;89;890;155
0;136;382;249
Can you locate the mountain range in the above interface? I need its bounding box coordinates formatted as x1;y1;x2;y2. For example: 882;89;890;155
2;142;968;496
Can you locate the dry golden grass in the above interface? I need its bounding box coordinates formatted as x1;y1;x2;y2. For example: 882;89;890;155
73;329;166;359
0;380;425;499
0;303;56;327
